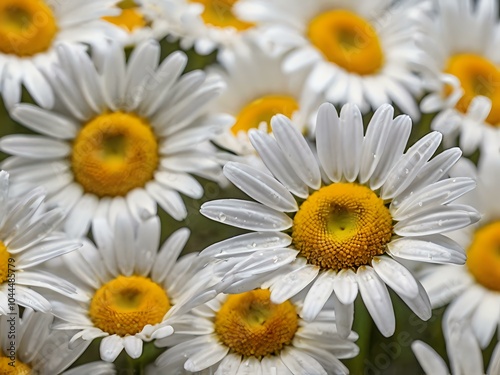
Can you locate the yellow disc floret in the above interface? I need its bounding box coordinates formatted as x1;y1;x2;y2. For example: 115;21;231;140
307;10;384;75
0;0;58;57
467;221;500;291
71;112;159;197
103;0;146;32
0;357;31;375
89;275;170;336
293;183;393;270
190;0;253;31
214;289;298;357
232;95;299;135
0;242;11;284
445;54;500;126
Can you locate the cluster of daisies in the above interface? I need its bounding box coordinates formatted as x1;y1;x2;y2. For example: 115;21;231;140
0;0;499;373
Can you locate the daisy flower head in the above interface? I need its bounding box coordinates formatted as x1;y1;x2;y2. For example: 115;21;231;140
416;0;500;154
48;215;213;363
199;102;481;338
419;152;500;349
102;0;182;46
233;0;426;118
0;39;229;237
0;0;123;109
412;318;500;375
210;36;323;156
0;307;116;374
153;288;359;375
0;170;84;315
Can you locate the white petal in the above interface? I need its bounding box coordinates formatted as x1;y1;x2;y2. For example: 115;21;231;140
151;227;190;283
114;215;136;276
302;270;336;321
100;335;124;362
397;278;432;321
315;103;342;183
184;339;229;372
216;353;242;375
280;347;327;375
270;264;319;303
411;341;449;375
126;188;157;221
200;199;293;231
123;336;143;359
63;194;99;238
145;182;187;221
339;104;363;182
471;293;500;349
372;256;419;299
332;269;358;305
0;135;71;159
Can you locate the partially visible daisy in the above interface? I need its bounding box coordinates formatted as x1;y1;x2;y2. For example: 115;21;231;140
0;307;115;374
415;0;500;154
102;0;181;46
210;36;323;156
412;318;500;375
152;288;359;374
48;215;213;363
0;39;228;237
419;152;500;349
0;0;123;109
0;170;84;315
198;102;480;338
233;0;426;117
169;0;259;55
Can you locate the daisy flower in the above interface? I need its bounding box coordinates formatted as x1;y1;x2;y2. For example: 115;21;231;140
0;307;115;374
169;0;259;56
233;0;426;118
47;215;213;363
210;36;323;156
102;0;181;46
198;102;480;338
416;0;500;154
0;0;122;109
0;39;228;237
152;288;359;374
0;170;83;315
419;153;500;349
412;318;500;375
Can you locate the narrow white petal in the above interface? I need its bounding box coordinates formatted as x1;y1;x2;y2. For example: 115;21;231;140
216;353;242;375
145;182;187;221
397;278;432;321
115;215;136;276
357;266;395;337
236;357;262;375
200;199;293;231
332;269;358;305
123;336;143;359
411;341;449;375
224;162;298;212
471;293;500;349
339;104;363;182
315;103;342;183
100;335;124;362
0;135;71;159
184;339;229;372
126;188;157;221
63;194;99;238
331;293;354;339
372;256;419;299
230;248;298;278
270;264;319;303
302;270;336;321
280;347;327;375
151;227;190;283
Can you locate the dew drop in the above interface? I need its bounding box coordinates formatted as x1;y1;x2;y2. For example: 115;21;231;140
418;202;423;207
438;220;443;226
218;213;226;222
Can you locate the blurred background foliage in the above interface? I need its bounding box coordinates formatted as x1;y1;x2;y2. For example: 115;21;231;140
0;37;489;374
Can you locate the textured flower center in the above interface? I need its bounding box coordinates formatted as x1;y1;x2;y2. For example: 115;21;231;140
445;54;500;126
307;10;384;75
0;242;11;284
467;221;500;292
0;0;58;57
293;183;393;270
71;112;159;198
89;275;170;336
232;95;299;135
0;357;31;375
103;0;146;32
214;289;298;357
191;0;253;31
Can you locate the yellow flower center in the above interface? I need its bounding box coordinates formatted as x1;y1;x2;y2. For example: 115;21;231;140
445;54;500;126
293;183;393;271
190;0;253;31
0;242;11;284
307;10;384;75
0;357;31;375
71;112;159;198
467;221;500;291
103;0;146;33
89;275;170;336
231;95;299;135
0;0;58;57
214;289;298;357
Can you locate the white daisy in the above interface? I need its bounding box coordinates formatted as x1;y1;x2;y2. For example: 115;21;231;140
233;0;426;118
47;215;213;363
197;102;481;338
0;39;229;237
0;170;84;315
210;36;323;156
0;307;116;375
0;0;123;109
412;318;500;375
169;0;259;56
152;288;359;375
102;0;182;46
415;0;500;154
419;152;500;349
